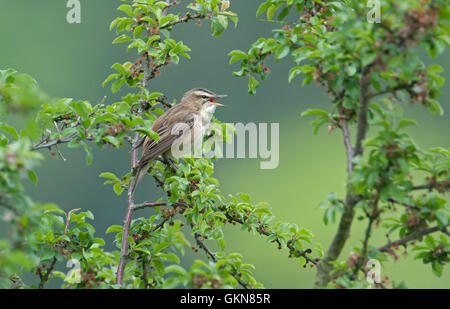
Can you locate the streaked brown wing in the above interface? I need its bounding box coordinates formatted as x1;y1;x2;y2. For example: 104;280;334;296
138;114;195;167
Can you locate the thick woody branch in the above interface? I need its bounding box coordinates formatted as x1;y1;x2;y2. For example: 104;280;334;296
116;133;140;286
340;119;354;174
315;68;371;288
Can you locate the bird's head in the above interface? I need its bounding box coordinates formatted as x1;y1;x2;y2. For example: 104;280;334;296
181;88;227;111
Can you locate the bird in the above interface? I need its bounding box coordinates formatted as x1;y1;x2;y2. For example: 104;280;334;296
131;88;226;192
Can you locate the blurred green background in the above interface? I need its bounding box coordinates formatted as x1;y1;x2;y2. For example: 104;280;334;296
0;1;448;288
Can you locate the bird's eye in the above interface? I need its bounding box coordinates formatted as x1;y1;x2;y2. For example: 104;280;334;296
201;95;208;99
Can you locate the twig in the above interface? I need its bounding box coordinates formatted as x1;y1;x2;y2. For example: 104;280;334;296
286;240;317;266
410;181;449;192
224;212;316;266
64;208;81;235
132;201;166;211
351;200;379;278
367;83;413;99
194;230;216;262
191;225;250;289
160;12;210;29
37;257;57;289
32;136;75;150
387;198;419;211
0;196;18;215
378;225;448;252
32;136;94;151
152;217;169;232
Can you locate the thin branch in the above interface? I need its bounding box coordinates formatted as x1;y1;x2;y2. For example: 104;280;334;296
151;217;169;233
191;226;250;289
354;68;371;156
340;119;354;174
194;231;216;262
378;225;448;253
367;83;413;99
352;198;379;278
132;201;166;211
32;136;75;150
37;257;57;289
32;136;94;151
64;208;81;235
286;240;317;266
160;13;209;29
387;198;419;211
141;258;149;289
225;212;316;266
0;196;18;215
410;181;450;192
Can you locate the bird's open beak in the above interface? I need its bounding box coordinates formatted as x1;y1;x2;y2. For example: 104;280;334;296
210;94;227;107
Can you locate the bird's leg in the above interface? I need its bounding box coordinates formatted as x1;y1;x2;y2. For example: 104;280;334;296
163;154;178;172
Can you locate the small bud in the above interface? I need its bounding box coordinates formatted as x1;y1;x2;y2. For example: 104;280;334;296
221;0;230;11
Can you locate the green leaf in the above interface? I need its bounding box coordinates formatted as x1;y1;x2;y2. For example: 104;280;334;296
256;1;271;16
113;182;124;196
397;119;417;130
41;203;65;215
158;253;180;264
118;4;133;16
27;170;38;185
113;34;132;44
435;212;448;228
103;135;121;148
134;128;160;142
99;172;119;180
277;7;290;21
275;45;290;60
0;123;19;140
105;225;123;234
228;50;248;64
153;259;165;276
71;101;90;118
267;3;282;20
218;239;226;251
301;109;329;117
248;76;259;95
40;247;55;262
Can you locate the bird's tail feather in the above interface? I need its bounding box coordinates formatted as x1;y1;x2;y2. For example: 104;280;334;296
131;163;149;193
